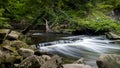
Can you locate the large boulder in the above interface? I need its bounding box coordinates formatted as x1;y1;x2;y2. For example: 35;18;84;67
41;55;63;68
0;52;20;68
96;54;120;68
18;55;46;68
106;32;120;40
18;48;34;58
63;64;92;68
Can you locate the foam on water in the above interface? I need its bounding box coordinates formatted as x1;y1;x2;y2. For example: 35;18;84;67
38;35;120;68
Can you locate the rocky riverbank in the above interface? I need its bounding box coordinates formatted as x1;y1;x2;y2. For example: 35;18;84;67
0;29;120;68
0;29;92;68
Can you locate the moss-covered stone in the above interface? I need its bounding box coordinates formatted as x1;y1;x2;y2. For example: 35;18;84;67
106;32;120;40
10;40;29;49
18;48;34;58
5;54;16;63
18;55;46;68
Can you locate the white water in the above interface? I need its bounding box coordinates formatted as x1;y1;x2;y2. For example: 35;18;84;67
38;35;120;68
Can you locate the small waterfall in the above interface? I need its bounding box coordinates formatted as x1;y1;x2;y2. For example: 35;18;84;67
37;35;120;68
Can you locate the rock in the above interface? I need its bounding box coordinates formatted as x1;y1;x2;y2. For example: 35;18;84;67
14;64;19;68
0;50;5;64
4;54;16;63
34;50;52;56
2;45;19;56
2;46;16;53
0;29;10;44
0;54;17;68
73;58;85;64
42;55;51;61
29;45;36;50
106;32;120;40
41;55;63;68
96;54;120;68
7;30;21;40
0;54;23;68
63;64;92;68
18;48;34;58
10;40;28;49
18;55;46;68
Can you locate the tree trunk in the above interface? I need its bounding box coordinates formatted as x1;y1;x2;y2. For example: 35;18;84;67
44;19;53;32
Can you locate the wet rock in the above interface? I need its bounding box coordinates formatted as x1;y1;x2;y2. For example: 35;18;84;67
63;64;92;68
106;32;120;40
18;48;34;58
41;55;63;68
73;58;85;64
96;54;120;68
18;55;46;68
34;50;52;56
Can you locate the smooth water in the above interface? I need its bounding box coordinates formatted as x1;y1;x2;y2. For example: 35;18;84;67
36;34;120;68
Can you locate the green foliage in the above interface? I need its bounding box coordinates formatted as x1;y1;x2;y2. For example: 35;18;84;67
0;8;9;28
0;0;120;34
89;18;118;31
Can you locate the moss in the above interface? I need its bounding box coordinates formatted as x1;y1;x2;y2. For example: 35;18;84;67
10;40;29;49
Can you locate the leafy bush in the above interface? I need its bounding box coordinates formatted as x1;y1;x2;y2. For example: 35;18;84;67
0;8;9;28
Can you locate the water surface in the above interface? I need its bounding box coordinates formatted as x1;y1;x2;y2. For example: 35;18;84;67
35;34;120;68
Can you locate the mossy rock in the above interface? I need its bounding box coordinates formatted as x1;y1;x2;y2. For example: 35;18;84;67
5;54;16;63
18;48;34;58
18;55;46;68
1;40;29;49
2;46;18;55
10;40;29;49
106;32;120;40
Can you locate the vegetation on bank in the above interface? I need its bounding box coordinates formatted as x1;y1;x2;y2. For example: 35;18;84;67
0;0;120;34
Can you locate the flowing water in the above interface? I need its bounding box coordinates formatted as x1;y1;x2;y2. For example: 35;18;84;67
34;33;120;68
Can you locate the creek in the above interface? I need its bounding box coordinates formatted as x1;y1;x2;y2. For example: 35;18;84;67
31;33;120;68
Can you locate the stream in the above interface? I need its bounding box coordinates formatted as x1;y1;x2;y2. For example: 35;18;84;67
32;33;120;68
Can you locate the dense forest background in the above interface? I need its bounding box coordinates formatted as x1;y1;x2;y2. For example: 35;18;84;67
1;0;120;34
